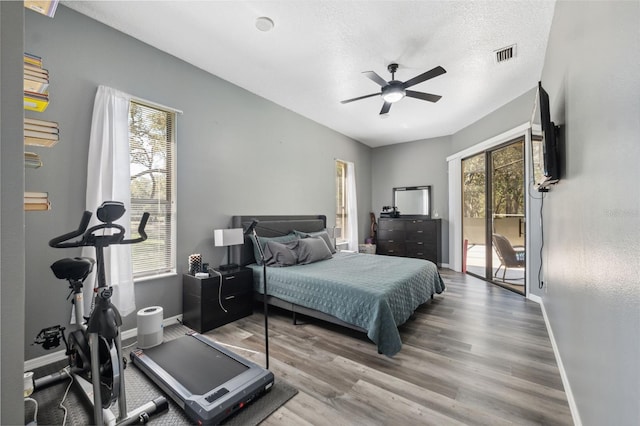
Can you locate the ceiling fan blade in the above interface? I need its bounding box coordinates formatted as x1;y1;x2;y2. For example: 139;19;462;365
363;71;390;87
379;101;392;115
405;90;442;103
340;93;380;104
402;66;446;89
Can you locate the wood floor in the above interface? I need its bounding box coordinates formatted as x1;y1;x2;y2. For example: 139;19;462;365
203;269;573;425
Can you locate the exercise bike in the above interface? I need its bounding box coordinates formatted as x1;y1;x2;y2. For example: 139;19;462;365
33;201;168;425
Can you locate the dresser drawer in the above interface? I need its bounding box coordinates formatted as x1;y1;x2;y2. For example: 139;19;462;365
201;269;252;300
406;242;437;261
377;218;406;231
377;228;405;241
377;241;405;256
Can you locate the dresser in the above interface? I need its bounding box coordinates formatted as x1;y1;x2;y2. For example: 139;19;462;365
376;217;442;266
182;267;253;333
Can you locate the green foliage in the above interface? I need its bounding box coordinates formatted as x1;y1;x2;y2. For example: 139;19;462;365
462;141;524;218
129;102;169;200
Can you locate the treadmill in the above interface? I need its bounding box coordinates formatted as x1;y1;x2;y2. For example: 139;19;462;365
130;332;274;425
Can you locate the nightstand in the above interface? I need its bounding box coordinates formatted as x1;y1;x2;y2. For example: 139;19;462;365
182;267;253;333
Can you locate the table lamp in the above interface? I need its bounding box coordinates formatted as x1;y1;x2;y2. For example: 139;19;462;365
214;228;244;271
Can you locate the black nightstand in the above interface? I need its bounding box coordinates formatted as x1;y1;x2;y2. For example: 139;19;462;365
182;267;253;333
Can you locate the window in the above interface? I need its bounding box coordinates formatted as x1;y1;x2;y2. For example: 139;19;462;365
129;101;176;279
336;160;348;244
335;159;358;250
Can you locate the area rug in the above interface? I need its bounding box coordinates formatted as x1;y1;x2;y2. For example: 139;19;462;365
25;324;297;425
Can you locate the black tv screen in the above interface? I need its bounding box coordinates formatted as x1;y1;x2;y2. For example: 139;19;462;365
537;81;560;190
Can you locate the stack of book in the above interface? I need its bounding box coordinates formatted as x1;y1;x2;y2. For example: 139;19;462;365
24;117;59;147
24;192;51;211
24;53;49;112
24;152;43;169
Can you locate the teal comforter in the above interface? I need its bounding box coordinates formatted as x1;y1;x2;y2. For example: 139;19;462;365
249;252;445;356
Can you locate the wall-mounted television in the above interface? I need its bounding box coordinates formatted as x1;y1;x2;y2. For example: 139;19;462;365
535;81;560;191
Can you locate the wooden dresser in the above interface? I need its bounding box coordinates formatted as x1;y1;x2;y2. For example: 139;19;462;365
376;217;442;266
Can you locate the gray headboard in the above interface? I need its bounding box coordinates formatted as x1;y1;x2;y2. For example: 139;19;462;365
231;215;327;266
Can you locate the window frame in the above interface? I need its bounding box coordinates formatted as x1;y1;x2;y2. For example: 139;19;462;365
335;159;348;245
128;99;177;280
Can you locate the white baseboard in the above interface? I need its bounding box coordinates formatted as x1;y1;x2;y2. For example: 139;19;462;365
537;299;582;426
528;293;542;304
24;314;182;371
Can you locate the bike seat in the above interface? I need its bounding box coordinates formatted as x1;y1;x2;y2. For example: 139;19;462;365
51;257;95;281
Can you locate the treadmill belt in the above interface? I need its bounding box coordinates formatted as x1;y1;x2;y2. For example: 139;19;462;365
141;336;249;395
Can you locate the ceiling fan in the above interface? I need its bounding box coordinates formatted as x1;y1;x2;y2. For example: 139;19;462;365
341;63;446;115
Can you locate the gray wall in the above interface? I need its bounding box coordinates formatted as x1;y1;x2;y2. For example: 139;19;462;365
24;6;371;361
371;136;452;262
539;1;639;425
1;3;26;423
450;88;536;153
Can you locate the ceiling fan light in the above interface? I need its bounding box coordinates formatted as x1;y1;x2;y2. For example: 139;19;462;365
382;86;405;103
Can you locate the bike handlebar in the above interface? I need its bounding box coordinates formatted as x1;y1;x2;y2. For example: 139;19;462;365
49;210;150;249
49;211;93;248
121;212;150;245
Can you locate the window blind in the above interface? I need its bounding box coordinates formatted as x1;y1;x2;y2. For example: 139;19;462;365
129;101;176;279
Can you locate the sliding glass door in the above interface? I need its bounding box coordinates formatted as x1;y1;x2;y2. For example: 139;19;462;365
462;138;526;294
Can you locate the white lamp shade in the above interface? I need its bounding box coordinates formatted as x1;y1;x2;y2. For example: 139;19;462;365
214;228;244;247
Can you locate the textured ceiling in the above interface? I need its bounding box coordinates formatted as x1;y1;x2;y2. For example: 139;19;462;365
64;1;556;147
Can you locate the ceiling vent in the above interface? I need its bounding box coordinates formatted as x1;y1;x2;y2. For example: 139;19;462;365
494;44;516;63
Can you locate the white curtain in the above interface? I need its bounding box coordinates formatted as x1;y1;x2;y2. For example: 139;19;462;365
79;85;136;319
345;161;359;251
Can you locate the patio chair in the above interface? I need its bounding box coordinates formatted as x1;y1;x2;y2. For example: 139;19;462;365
492;233;525;281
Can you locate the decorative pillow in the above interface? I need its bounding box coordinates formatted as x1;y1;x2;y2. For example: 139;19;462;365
251;233;299;265
263;240;298;267
293;229;336;254
296;236;333;265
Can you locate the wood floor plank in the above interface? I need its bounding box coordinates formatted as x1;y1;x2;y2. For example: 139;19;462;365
203;269;573;425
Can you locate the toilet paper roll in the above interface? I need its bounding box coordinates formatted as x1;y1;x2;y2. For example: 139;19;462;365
137;306;163;349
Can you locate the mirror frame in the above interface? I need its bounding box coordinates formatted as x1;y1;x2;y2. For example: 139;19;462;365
393;186;432;218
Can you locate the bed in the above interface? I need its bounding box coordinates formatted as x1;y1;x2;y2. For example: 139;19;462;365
231;215;445;356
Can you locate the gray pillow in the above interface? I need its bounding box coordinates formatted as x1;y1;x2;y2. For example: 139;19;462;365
296;237;333;264
250;233;299;265
263;240;298;267
293;229;336;254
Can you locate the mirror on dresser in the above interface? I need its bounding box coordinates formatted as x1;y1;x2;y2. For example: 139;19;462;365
393;186;431;217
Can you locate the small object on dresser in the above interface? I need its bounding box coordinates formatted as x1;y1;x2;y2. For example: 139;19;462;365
188;253;202;275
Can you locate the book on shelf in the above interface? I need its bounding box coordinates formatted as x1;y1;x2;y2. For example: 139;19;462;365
24;94;49;112
24;77;49;94
24;1;59;18
25;136;58;148
25;152;43;169
24;65;48;77
24;129;58;141
25;202;51;211
25;117;58;128
24;123;58;134
24;191;48;199
24;53;43;68
24;197;49;204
